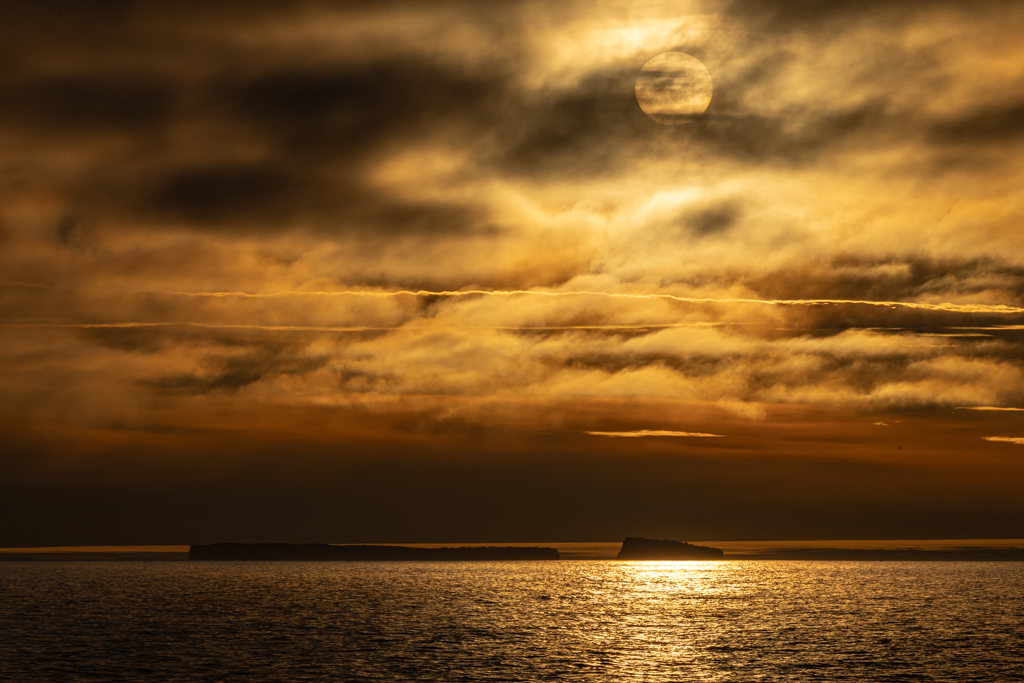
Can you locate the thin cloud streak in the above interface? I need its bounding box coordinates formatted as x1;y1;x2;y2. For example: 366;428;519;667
982;436;1024;445
5;282;1024;314
958;407;1024;412
0;321;731;333
584;430;726;438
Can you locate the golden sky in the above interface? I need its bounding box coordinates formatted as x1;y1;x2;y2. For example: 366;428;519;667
2;1;1024;545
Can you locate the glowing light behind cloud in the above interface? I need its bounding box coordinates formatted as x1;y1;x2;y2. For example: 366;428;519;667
982;437;1024;445
584;430;725;438
960;407;1024;412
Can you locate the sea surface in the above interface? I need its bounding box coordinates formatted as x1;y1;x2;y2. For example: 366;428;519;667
2;561;1022;682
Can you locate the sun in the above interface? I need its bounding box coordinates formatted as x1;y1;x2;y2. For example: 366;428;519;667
635;52;713;125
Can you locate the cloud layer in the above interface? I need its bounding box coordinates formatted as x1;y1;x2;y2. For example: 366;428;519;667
3;0;1024;542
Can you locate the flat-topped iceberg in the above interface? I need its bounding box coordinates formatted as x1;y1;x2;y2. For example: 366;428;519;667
189;543;560;561
617;537;723;560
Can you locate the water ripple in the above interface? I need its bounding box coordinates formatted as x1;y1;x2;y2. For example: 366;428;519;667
1;561;1022;681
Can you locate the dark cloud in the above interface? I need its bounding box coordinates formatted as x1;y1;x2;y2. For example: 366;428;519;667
496;69;649;175
679;201;740;236
0;2;524;236
144;346;328;395
688;97;894;164
56;216;76;245
79;327;170;354
149;164;294;224
140;161;492;235
651;255;1024;313
221;62;507;160
723;0;1014;30
0;75;175;137
929;99;1024;145
0;59;512;236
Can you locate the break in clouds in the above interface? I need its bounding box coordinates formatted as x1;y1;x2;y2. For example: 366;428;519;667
3;0;1024;434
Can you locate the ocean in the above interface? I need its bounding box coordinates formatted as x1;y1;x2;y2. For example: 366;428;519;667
2;560;1022;681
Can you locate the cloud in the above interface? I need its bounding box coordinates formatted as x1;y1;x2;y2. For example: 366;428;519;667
0;75;175;137
2;1;1024;525
584;430;725;438
958;406;1024;412
3;270;1024;424
982;436;1024;445
929;100;1024;145
5;0;1024;549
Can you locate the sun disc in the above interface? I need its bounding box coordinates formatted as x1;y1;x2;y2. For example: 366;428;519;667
635;52;713;125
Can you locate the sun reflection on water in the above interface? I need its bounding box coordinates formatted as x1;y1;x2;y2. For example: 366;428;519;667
3;561;1022;681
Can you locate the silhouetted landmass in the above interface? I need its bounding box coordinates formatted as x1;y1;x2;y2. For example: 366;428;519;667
725;547;1024;561
189;543;560;561
617;537;724;560
7;542;1023;562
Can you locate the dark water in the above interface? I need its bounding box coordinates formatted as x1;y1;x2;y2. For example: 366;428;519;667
2;561;1022;682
